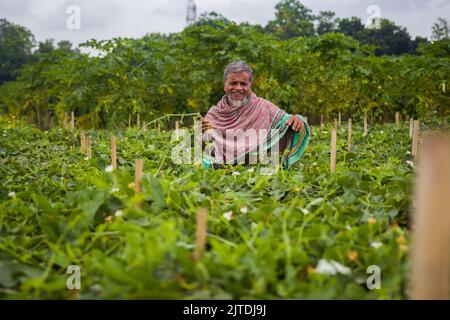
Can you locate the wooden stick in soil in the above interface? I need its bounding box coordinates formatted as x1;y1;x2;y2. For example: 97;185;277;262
135;159;143;209
410;135;450;300
175;120;180;140
330;128;337;173
395;112;400;127
70;111;75;130
333;118;337;130
347;118;352;151
412;120;420;159
62;113;67;129
136;113;140;129
87;135;92;159
111;135;117;170
128;114;131;128
193;208;208;261
410;117;414;138
320;114;324;126
338;112;341;127
363;112;368;136
80;130;86;154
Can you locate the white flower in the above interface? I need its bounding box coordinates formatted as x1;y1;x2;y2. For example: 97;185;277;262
406;160;415;168
301;208;310;215
223;211;233;221
251;222;258;230
370;241;383;249
240;207;248;214
380;131;384;134
114;210;124;217
231;171;241;176
247;168;255;173
315;259;351;276
224;188;231;192
110;187;120;193
84;156;89;160
8;192;16;198
105;165;114;172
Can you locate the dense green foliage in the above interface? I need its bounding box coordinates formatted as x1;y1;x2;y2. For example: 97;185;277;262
0;18;34;84
0;116;417;299
0;23;448;130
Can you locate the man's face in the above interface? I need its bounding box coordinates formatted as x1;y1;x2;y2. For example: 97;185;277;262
224;72;251;102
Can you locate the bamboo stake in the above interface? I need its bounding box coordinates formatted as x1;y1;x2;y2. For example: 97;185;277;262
80;130;86;154
333;118;337;130
338;112;341;128
157;122;161;133
395;112;400;127
175;120;180;140
330;128;337;173
70;111;75;130
128;114;131;128
410;117;414;138
62;113;67;129
412;120;420;158
363;112;368;136
87;135;92;159
320;114;324;126
410;135;450;300
136;113;140;129
135;159;143;209
111;135;117;170
347;118;352;151
193;208;208;261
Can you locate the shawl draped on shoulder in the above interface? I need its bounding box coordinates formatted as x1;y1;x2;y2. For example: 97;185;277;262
202;93;310;169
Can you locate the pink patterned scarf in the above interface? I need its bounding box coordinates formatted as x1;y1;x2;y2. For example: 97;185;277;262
204;93;289;164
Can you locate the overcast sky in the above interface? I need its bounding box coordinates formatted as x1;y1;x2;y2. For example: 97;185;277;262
1;0;449;47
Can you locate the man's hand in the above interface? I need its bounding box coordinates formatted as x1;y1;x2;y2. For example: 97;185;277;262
201;116;214;133
286;115;304;132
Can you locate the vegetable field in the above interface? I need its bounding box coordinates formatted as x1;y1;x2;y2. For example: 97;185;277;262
1;115;424;299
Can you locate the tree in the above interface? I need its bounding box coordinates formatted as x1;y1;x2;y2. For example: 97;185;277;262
0;18;35;84
336;17;365;39
265;0;315;39
365;19;413;55
411;36;429;54
316;11;336;35
195;11;231;28
35;39;55;54
57;40;78;53
336;17;414;56
432;18;449;41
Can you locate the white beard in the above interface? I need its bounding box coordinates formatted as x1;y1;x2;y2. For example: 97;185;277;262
228;94;250;107
228;98;244;107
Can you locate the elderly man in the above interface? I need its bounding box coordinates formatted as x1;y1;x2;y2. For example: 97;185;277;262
201;61;309;168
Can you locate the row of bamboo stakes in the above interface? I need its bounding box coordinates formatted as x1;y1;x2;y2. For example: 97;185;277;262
65;112;176;135
327;115;449;299
329;115;420;173
75;111;447;297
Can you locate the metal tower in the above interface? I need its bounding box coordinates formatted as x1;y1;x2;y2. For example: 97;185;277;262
186;0;197;26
